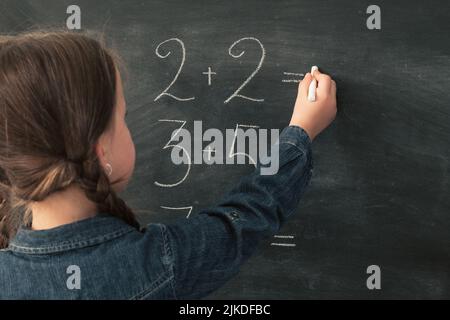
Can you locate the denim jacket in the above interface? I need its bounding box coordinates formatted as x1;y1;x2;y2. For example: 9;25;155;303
0;125;313;299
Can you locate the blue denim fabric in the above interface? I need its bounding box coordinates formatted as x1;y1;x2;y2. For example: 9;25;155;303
0;125;313;299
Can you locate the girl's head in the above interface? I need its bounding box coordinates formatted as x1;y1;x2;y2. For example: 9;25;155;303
0;31;140;248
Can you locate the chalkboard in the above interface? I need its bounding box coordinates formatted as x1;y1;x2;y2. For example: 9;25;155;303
1;0;449;299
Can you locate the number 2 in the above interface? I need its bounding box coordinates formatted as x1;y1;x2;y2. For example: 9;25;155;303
154;38;195;102
224;37;266;104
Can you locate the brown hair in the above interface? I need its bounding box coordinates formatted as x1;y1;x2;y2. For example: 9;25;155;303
0;30;140;248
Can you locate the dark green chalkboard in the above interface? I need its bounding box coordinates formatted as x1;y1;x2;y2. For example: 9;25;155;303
1;0;449;299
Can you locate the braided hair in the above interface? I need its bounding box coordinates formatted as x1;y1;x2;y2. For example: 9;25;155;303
0;30;140;248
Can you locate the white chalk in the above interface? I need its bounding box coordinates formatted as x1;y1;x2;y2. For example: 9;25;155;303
307;66;318;102
307;79;317;101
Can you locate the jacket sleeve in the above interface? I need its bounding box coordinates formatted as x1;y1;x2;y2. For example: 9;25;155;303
162;125;314;299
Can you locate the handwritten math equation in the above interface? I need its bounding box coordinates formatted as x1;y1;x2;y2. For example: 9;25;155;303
154;37;305;104
151;39;296;249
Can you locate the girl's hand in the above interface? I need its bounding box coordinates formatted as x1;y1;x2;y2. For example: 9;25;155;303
289;68;337;141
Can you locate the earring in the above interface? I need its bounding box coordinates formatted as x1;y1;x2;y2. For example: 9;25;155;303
105;163;113;176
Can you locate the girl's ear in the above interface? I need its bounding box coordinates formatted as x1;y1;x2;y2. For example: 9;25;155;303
95;138;108;167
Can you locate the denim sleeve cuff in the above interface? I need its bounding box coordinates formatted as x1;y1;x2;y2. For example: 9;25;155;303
279;125;313;155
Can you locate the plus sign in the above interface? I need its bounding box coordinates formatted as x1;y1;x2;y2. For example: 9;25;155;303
203;145;215;161
202;67;216;86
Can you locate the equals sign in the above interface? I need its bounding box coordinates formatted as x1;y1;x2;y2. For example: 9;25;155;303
271;235;296;247
282;72;304;83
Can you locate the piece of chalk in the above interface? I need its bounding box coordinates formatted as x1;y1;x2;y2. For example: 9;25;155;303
307;66;318;102
307;79;317;102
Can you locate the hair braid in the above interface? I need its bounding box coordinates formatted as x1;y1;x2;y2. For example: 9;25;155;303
77;156;140;230
0;195;11;248
0;166;27;248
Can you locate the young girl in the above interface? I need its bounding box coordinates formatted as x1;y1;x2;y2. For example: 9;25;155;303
0;31;336;299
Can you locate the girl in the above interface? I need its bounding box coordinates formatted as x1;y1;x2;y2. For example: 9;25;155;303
0;31;336;299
